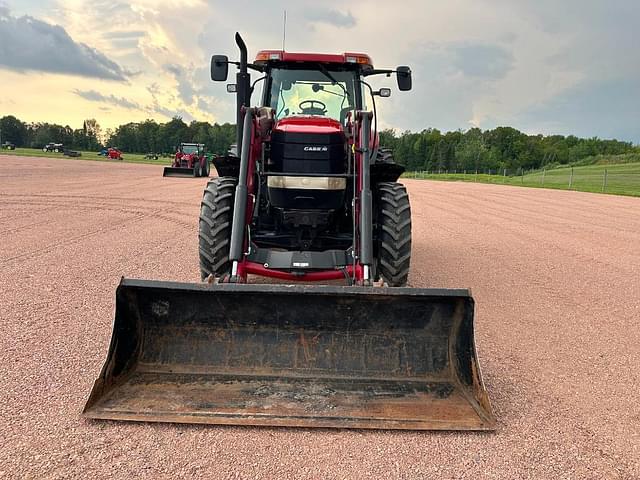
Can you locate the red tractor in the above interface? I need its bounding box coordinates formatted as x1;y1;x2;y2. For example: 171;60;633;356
107;147;123;160
83;33;494;431
163;142;210;177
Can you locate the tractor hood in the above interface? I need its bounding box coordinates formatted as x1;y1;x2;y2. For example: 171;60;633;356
269;116;346;175
273;116;344;136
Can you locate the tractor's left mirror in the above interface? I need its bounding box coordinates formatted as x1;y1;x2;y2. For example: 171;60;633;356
211;55;229;81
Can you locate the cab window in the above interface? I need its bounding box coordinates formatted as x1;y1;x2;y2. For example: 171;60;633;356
267;67;358;124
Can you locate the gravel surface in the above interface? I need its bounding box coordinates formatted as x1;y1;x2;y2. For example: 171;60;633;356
1;156;639;479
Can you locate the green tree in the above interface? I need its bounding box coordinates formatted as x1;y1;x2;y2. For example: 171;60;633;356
0;115;28;146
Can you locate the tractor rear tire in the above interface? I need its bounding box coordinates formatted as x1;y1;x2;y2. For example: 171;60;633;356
375;182;412;287
193;163;201;177
198;177;236;280
202;160;210;177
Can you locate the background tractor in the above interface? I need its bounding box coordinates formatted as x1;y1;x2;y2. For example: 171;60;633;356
97;147;122;160
83;33;494;431
43;142;64;153
163;142;210;177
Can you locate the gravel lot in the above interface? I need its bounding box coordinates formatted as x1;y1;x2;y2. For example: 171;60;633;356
1;156;639;479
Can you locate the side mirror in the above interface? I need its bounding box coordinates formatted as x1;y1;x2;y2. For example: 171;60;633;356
396;66;412;91
226;84;237;93
374;88;391;98
211;55;229;81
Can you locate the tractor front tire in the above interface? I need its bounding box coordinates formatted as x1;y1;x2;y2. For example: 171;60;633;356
375;182;412;287
198;177;236;280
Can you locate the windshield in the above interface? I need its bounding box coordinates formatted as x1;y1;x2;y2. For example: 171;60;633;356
267;67;358;123
182;145;199;154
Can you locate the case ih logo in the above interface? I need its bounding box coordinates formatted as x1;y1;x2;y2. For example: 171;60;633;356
303;146;328;152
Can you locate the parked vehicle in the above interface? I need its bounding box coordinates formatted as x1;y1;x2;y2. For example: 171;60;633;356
63;149;81;157
43;143;64;153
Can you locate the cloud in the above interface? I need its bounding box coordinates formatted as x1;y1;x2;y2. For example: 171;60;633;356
74;85;196;122
378;41;515;132
73;89;141;109
305;8;356;28
162;63;197;105
101;30;146;49
516;78;640;141
418;42;515;82
0;6;130;81
102;30;146;40
450;44;514;80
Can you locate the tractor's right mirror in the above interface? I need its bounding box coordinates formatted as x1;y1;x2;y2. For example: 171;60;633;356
211;55;229;81
396;66;412;91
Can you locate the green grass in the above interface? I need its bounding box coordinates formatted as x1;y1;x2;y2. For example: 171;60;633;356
403;162;640;197
0;147;170;165
573;152;640;166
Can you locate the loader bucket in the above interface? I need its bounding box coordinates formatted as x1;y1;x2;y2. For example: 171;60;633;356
83;279;495;430
163;166;196;177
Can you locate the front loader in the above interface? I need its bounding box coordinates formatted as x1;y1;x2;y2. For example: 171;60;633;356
84;33;495;430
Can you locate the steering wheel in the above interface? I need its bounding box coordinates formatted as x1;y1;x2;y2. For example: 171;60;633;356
299;99;327;115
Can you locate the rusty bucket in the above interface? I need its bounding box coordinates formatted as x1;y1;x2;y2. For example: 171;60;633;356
83;279;495;430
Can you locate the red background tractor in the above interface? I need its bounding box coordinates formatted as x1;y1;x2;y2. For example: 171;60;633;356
163;142;210;177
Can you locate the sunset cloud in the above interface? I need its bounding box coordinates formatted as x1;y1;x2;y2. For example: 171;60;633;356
0;6;130;81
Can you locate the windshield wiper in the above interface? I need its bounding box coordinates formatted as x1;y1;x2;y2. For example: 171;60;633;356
318;64;350;98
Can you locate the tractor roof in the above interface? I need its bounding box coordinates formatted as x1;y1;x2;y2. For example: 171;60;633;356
255;50;373;69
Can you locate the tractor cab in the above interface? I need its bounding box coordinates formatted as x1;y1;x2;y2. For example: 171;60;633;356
254;52;368;125
178;143;205;156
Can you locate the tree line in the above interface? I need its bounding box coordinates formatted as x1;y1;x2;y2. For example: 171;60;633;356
379;127;637;172
106;118;236;155
1;115;103;151
0;115;236;155
1;114;637;169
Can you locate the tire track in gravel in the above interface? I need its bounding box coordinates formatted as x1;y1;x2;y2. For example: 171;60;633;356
1;212;149;264
406;180;640;230
432;185;640;235
0;192;196;208
1;208;196;266
409;186;640;277
0;200;195;227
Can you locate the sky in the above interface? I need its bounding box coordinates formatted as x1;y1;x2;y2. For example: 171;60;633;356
0;0;638;142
